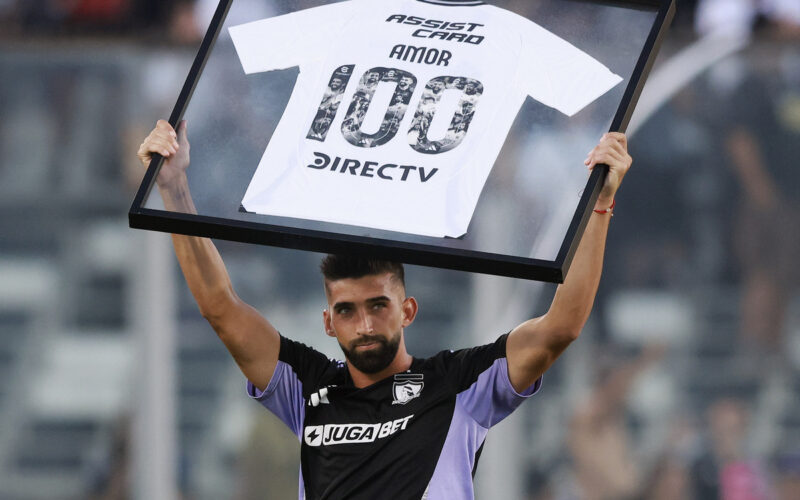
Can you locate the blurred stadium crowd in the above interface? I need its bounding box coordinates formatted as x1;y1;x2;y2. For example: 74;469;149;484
0;0;199;40
0;1;800;499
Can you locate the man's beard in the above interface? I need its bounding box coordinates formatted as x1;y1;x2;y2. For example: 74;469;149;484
339;333;401;374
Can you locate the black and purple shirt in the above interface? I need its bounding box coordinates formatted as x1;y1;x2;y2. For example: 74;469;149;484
247;333;541;499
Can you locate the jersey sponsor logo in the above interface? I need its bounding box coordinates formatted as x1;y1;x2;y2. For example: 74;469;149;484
384;15;484;32
385;14;486;45
392;373;424;405
307;151;438;183
304;415;414;447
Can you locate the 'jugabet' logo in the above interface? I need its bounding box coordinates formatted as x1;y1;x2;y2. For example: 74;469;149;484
304;415;414;447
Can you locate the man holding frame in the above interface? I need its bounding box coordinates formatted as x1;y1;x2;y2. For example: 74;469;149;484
137;118;631;499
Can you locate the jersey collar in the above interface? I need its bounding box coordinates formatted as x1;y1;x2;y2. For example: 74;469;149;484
416;0;487;6
341;358;425;389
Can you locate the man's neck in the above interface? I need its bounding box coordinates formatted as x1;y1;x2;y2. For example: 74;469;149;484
348;350;414;389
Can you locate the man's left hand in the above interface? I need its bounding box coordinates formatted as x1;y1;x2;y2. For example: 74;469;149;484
584;132;632;210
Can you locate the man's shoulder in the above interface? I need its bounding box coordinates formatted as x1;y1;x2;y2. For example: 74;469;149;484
415;333;510;371
279;334;339;360
277;335;345;385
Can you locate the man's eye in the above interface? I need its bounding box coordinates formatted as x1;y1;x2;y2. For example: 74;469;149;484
336;307;351;315
372;303;386;310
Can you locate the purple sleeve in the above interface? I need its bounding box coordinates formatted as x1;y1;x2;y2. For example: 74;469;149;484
456;357;541;428
246;360;306;437
445;334;542;428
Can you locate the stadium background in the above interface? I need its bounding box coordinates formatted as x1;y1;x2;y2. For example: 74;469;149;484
0;0;799;498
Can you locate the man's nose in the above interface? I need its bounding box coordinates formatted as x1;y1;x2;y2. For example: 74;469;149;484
356;310;373;335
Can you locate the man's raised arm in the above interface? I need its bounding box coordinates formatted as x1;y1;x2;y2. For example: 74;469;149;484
506;132;632;393
138;120;280;391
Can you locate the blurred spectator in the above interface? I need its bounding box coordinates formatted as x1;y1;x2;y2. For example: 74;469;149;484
69;0;131;22
671;1;701;33
691;399;773;499
606;95;697;290
762;0;800;36
773;450;800;500
194;0;276;30
15;0;66;32
18;0;134;34
646;455;693;500
0;0;203;39
643;416;698;500
232;413;300;500
567;345;665;500
85;416;131;500
169;0;203;44
0;0;18;32
696;0;800;38
695;0;758;38
721;40;800;353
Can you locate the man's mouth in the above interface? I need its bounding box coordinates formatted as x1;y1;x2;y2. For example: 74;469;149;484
356;341;379;350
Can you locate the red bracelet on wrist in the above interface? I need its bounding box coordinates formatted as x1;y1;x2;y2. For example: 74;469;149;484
593;199;615;215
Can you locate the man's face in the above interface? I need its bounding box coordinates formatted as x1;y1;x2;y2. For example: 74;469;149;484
399;76;413;90
323;273;415;374
330;77;343;90
367;72;380;83
430;81;444;93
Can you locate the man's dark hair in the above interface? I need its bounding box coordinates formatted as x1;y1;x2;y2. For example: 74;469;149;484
320;254;405;288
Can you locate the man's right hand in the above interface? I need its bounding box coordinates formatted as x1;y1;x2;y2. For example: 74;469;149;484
137;119;190;189
136;118;280;392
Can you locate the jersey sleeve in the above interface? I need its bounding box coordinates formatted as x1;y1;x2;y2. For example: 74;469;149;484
514;17;623;117
445;334;542;428
245;335;335;437
229;1;355;74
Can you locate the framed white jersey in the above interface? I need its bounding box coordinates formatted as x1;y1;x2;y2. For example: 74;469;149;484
130;0;676;282
229;0;623;237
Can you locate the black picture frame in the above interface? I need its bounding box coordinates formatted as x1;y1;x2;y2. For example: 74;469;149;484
129;0;676;282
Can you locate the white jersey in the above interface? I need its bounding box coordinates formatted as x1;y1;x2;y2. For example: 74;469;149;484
230;0;622;237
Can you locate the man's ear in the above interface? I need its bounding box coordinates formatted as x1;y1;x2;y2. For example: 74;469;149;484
401;297;418;327
322;308;336;338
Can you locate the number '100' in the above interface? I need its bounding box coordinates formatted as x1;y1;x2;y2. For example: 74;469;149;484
306;65;484;155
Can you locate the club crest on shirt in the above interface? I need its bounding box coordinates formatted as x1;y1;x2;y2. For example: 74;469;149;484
392;373;424;405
